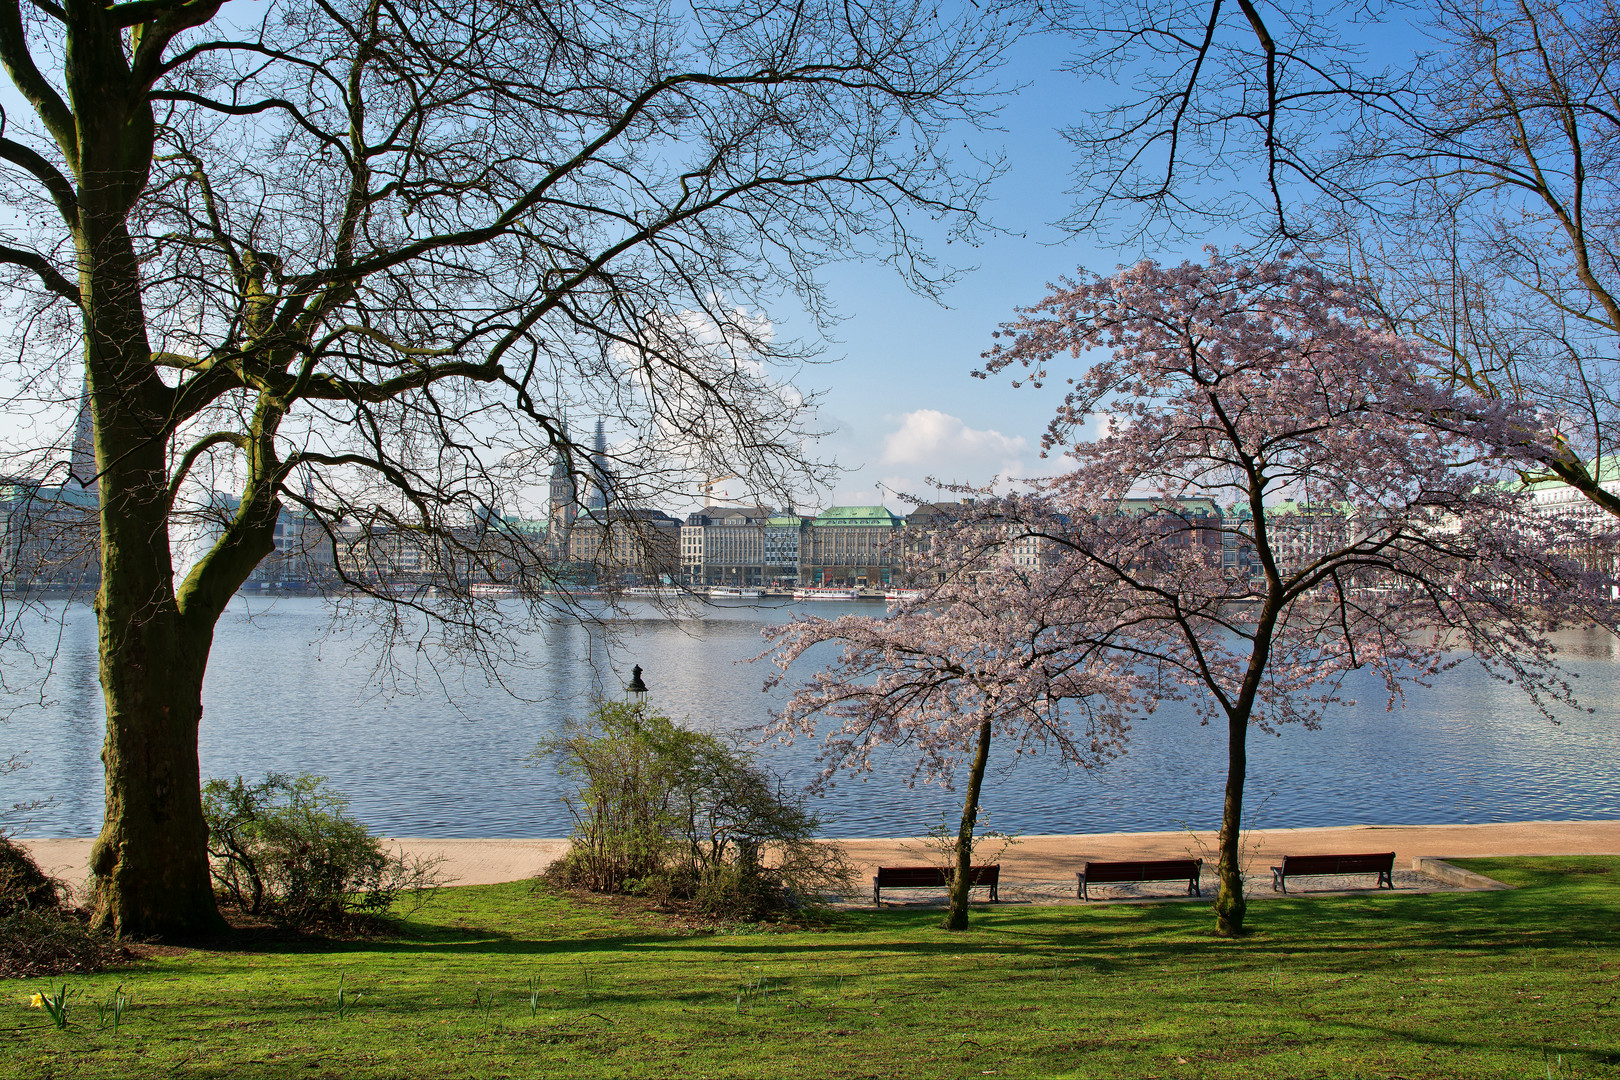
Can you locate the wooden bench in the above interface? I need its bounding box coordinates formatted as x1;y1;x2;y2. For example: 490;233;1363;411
1077;858;1202;901
1270;852;1396;893
872;865;1000;904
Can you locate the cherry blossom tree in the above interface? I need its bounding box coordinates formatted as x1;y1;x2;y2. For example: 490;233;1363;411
763;524;1141;929
975;251;1614;936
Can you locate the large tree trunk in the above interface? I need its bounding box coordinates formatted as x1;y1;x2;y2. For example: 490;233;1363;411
88;605;224;937
943;718;993;931
1213;709;1249;937
81;221;228;936
66;25;235;937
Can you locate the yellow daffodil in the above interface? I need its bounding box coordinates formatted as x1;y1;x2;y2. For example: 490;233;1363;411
27;993;42;1008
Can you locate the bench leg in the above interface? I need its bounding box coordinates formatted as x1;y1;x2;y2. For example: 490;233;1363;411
1271;866;1286;893
990;883;999;903
1077;876;1088;901
1188;877;1200;897
1378;869;1393;889
873;880;880;905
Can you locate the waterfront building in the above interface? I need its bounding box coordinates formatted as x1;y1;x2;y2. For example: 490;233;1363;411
547;423;580;553
192;491;335;588
465;508;548;586
1261;499;1353;575
567;505;682;584
332;520;445;586
0;478;99;590
1526;458;1620;521
680;505;772;587
897;500;1064;581
800;505;904;588
1222;502;1256;578
548;417;621;556
764;513;810;586
892;501;970;584
1525;460;1620;582
70;373;97;494
585;419;613;511
0;372;106;591
257;506;337;587
1118;496;1223;552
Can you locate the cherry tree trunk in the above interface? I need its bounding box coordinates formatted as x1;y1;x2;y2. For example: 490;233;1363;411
1213;711;1249;937
943;718;993;931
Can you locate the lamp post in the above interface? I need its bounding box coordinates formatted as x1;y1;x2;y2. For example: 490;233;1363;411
626;664;648;702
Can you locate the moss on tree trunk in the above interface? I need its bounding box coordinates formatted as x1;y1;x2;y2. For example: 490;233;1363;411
83;348;228;937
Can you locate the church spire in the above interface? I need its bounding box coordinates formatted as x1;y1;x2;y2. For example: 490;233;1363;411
70;370;97;493
586;419;612;510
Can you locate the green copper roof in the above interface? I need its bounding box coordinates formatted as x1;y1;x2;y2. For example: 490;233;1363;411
812;505;902;526
497;516;548;536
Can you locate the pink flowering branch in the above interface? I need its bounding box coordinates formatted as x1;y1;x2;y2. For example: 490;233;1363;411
970;251;1615;935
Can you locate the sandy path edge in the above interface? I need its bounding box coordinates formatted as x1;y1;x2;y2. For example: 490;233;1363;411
17;819;1620;895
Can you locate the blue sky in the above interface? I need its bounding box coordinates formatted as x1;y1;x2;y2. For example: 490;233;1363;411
0;6;1409;519
782;29;1207;512
787;8;1427;513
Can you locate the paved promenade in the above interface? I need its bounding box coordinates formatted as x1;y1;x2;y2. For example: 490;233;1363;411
20;820;1620;900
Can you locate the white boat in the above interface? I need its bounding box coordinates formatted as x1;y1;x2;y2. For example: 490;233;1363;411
885;588;923;602
793;586;859;601
469;583;520;598
624;586;682;598
708;586;762;599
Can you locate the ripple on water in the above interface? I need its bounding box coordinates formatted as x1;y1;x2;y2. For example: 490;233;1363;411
4;597;1618;837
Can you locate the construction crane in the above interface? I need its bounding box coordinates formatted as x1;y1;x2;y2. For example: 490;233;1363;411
703;473;739;503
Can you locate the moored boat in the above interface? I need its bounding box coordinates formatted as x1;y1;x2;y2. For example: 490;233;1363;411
624;585;682;598
708;586;762;599
792;586;859;601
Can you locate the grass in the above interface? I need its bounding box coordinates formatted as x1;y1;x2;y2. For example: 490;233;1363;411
2;857;1617;1078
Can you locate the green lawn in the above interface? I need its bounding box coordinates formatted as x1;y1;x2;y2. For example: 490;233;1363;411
2;857;1617;1078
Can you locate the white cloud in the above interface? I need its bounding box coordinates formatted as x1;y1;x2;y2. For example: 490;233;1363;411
880;409;1031;475
811;409;1058;507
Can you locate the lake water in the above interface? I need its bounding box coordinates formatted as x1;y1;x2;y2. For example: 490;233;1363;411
4;596;1619;839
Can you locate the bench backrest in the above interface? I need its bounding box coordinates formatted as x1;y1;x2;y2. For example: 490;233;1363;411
874;865;1000;888
1081;858;1201;884
1279;852;1395;875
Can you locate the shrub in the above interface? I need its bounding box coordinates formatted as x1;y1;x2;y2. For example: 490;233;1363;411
538;701;853;919
202;773;444;927
0;835;61;915
0;840;128;979
0;908;130;979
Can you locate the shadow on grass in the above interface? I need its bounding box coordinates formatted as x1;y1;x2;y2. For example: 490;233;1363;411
1310;1015;1620;1070
176;857;1620;978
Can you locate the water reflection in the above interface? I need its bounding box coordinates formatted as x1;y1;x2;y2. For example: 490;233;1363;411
3;596;1617;839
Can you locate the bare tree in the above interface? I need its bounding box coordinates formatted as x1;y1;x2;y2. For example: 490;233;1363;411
1048;0;1399;243
1342;0;1620;516
0;0;1011;937
1055;0;1620;520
